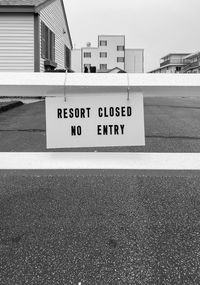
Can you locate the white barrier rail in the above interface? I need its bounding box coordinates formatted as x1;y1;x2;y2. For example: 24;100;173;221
0;73;200;169
1;153;200;170
0;73;200;97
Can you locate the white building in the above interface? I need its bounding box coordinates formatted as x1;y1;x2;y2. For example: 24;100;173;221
149;53;190;73
182;52;200;73
71;35;144;73
149;52;200;74
0;0;73;72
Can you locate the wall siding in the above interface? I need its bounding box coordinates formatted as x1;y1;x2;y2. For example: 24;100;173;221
0;14;34;72
39;0;72;72
125;49;144;73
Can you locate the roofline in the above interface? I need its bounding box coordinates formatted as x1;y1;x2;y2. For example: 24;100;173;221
98;35;125;48
108;67;126;72
125;48;144;51
36;0;73;48
60;0;73;49
98;35;125;37
35;0;56;11
161;53;191;60
184;51;200;59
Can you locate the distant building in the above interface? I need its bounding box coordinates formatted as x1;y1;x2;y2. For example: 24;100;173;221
182;52;200;73
0;0;73;72
71;35;144;73
149;53;190;73
149;52;200;74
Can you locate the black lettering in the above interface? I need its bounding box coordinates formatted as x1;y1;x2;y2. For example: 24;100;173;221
114;125;119;135
75;108;79;118
109;125;113;135
80;108;85;118
127;106;132;116
86;108;91;118
115;107;120;117
57;108;62;118
98;108;103;117
120;124;125;135
110;107;114;117
104;107;108;117
71;125;76;136
97;125;101;135
64;108;68;118
69;108;73;118
77;126;82;135
121;107;126;116
103;125;108;135
71;125;82;136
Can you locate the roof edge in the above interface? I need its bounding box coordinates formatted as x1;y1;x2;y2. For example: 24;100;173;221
60;0;73;49
36;0;73;49
161;53;191;60
0;6;35;12
35;0;56;11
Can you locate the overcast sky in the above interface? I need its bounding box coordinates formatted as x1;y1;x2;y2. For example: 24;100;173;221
64;0;199;72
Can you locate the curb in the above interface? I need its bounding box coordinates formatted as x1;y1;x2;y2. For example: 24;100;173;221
0;101;24;114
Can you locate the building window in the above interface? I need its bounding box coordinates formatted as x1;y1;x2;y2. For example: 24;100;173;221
117;57;125;62
100;52;107;58
100;64;107;70
99;40;107;46
84;52;91;58
65;46;71;69
41;21;55;62
117;46;125;51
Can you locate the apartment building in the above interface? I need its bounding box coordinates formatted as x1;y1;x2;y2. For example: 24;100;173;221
149;53;190;73
71;35;144;73
149;52;200;74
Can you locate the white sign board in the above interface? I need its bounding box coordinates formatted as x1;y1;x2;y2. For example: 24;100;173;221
45;92;145;148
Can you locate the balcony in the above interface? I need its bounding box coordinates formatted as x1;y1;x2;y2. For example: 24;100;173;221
160;59;184;67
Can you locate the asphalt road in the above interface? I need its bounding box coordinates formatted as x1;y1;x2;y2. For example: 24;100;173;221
0;96;200;151
0;170;200;284
1;97;200;284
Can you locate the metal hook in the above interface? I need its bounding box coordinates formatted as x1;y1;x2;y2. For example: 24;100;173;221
64;72;67;102
127;87;130;101
127;73;130;101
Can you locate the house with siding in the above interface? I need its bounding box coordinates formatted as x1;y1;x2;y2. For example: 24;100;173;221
0;0;73;72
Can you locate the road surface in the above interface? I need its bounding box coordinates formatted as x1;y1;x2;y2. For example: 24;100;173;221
1;96;200;284
0;96;200;151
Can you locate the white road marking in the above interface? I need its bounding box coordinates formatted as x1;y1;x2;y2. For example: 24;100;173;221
0;152;200;170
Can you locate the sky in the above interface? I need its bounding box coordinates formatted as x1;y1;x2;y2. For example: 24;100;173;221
64;0;200;72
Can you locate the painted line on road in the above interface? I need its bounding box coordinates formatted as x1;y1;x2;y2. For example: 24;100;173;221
0;152;200;170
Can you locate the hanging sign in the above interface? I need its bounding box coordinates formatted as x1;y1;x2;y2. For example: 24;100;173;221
45;92;145;148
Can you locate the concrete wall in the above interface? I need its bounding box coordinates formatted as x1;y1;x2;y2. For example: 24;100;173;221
39;0;72;72
125;49;144;73
0;13;34;72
